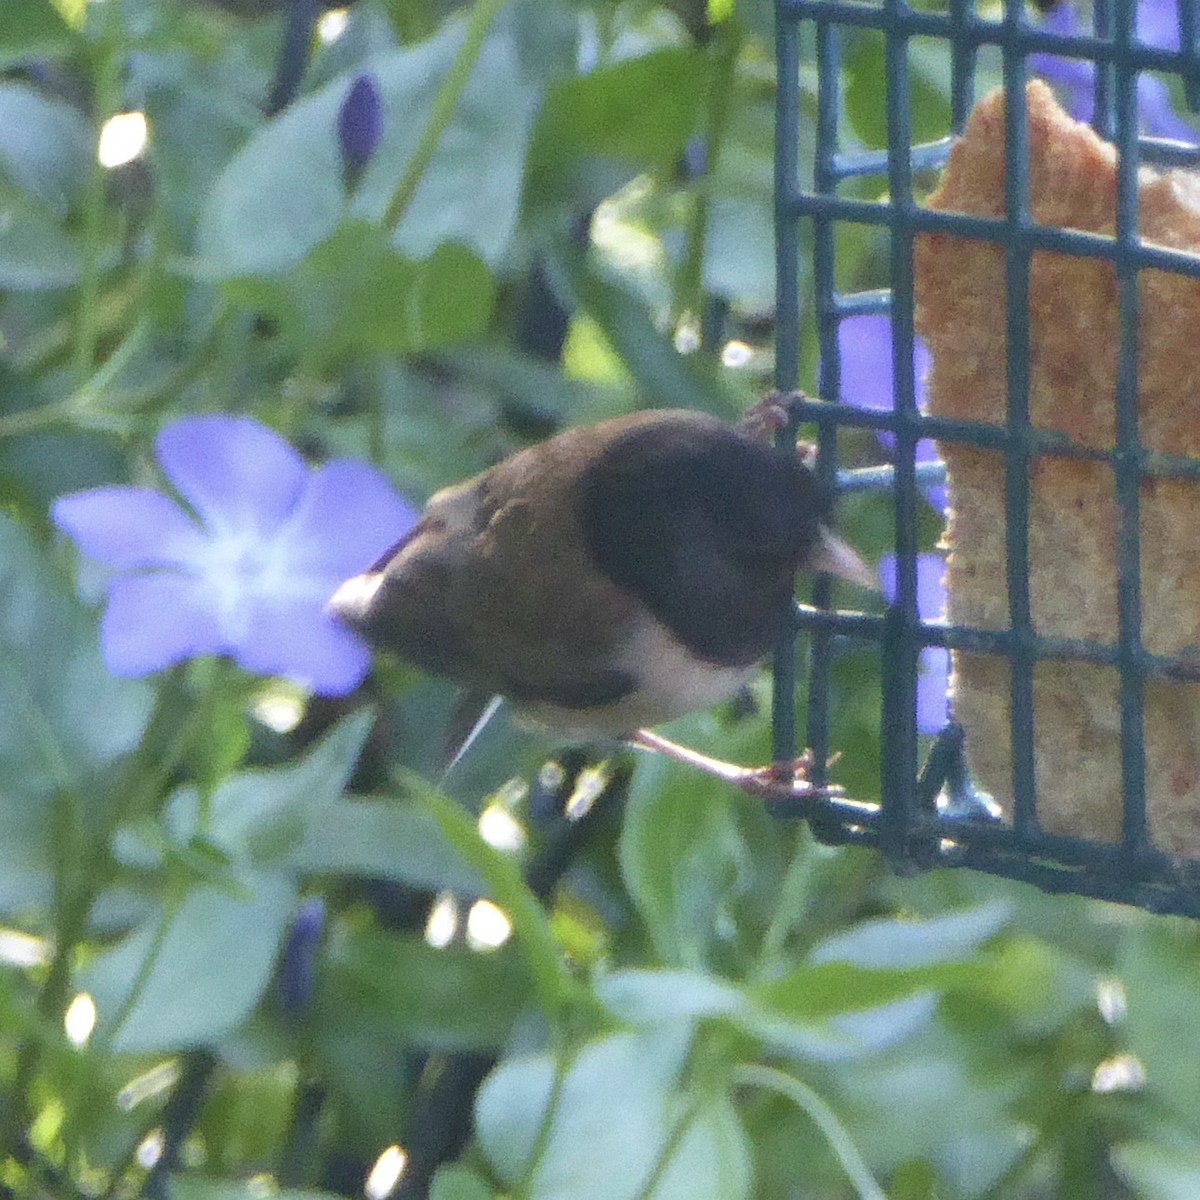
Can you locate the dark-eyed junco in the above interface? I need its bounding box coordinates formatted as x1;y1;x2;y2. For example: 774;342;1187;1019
330;408;872;798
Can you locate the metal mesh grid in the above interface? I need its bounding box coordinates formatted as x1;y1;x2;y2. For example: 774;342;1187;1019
772;0;1200;915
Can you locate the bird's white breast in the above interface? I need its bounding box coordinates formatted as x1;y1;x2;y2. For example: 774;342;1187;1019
519;613;755;740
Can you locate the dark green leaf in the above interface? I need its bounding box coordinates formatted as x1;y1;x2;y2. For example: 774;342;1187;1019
597;968;747;1024
0;82;92;214
554;249;741;417
83;871;297;1053
163;712;372;867
752;959;975;1022
528;48;704;200
321;928;529;1051
1112;1141;1200;1200
476;1028;692;1194
170;1181;341;1200
0;515;152;808
0;178;82;288
290;797;483;893
0;0;74;66
617;725;751;967
430;1166;497;1200
222;223;494;368
194;21;538;279
808;900;1011;969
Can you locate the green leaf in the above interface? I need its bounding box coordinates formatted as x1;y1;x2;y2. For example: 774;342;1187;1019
290;797;483;893
476;1052;556;1186
1113;1141;1200;1200
430;1166;496;1200
808;900;1012;969
700;89;783;309
320;929;529;1051
223;224;494;368
744;905;1007;1027
0;515;152;807
554;249;740;417
1121;922;1200;1135
476;1028;692;1195
0;421;126;517
0;798;54;913
170;1181;341;1200
83;871;297;1053
528;47;704;201
0;177;82;288
752;960;974;1023
194;21;537;279
0;82;92;214
649;1094;751;1200
617;732;749;967
406;769;580;1022
597;969;748;1025
162;712;372;867
0;3;75;69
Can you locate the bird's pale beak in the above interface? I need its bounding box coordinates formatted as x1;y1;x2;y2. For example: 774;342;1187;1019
809;528;878;591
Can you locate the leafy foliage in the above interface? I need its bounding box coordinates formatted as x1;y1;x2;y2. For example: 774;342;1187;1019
0;2;1194;1200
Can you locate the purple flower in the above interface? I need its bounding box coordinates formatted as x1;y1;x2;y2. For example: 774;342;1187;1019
1137;0;1181;51
837;314;947;515
52;415;416;695
279;895;326;1015
1032;1;1198;143
878;552;950;736
338;73;383;186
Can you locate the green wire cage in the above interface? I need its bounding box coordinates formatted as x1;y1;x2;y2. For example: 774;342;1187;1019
773;0;1200;916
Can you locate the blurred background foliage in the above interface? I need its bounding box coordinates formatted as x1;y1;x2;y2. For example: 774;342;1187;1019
1;0;1199;1198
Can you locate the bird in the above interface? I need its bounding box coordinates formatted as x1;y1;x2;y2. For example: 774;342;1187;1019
329;407;873;799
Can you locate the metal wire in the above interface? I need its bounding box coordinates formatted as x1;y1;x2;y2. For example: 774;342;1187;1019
774;0;1200;916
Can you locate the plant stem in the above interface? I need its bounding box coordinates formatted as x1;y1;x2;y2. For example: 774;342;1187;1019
383;0;510;233
629;1100;701;1200
96;895;182;1056
734;1063;888;1200
73;10;125;384
408;771;584;1023
754;824;819;976
2;792;95;1187
671;21;743;328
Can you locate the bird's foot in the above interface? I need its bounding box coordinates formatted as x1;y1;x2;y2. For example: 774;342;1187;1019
740;391;798;440
627;729;844;802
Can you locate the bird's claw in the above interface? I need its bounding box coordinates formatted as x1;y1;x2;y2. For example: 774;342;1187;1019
740;392;796;439
728;753;845;802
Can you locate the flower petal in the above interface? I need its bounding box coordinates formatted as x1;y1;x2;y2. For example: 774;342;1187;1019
878;552;946;620
101;572;223;676
278;459;418;581
916;647;950;735
233;597;371;695
156;415;309;538
915;552;947;620
840;318;942;511
1138;0;1180;51
52;487;207;569
838;315;895;413
879;554;950;734
1138;74;1198;143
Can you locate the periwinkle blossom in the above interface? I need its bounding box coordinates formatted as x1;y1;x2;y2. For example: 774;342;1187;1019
338;73;383;186
878;552;950;736
837;314;947;516
1032;1;1198;144
279;895;327;1015
52;414;416;696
